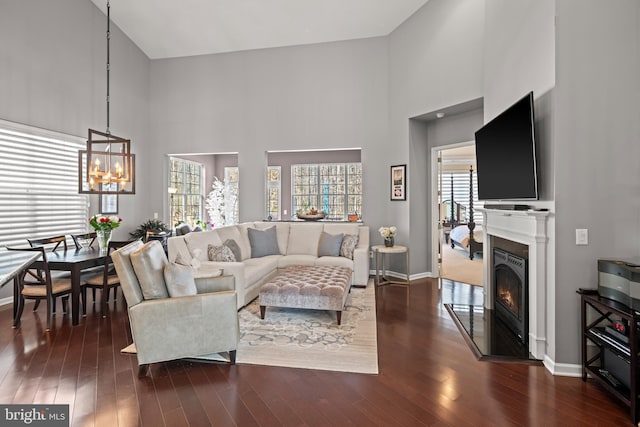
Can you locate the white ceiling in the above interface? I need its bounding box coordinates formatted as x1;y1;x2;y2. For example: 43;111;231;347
90;0;429;59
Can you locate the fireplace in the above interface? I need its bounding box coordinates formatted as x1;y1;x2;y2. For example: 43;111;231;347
480;208;548;360
493;248;528;345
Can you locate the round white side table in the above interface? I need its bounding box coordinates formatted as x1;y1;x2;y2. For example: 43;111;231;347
372;244;410;303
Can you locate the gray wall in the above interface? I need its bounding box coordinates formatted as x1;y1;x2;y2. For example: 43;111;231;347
0;0;150;299
0;0;151;241
483;0;558;361
4;0;639;368
388;0;485;271
149;37;389;232
554;0;640;363
408;107;484;275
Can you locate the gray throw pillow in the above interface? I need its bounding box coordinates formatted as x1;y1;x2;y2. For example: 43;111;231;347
163;262;197;297
175;224;192;236
130;241;169;300
208;244;236;262
340;234;359;259
248;226;280;258
318;232;344;257
223;238;242;262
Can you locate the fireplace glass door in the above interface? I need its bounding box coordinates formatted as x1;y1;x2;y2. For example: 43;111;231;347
493;248;528;344
495;266;522;320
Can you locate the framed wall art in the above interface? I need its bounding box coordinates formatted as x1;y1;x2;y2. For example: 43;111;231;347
390;164;407;201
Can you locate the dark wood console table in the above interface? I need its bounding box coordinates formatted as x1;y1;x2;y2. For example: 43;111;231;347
579;290;639;424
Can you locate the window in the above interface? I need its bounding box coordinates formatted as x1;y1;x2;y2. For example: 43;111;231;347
292;163;362;221
169;157;203;227
0;120;88;247
439;169;482;224
266;166;281;220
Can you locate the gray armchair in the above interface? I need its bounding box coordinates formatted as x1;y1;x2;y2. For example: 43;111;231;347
111;240;239;377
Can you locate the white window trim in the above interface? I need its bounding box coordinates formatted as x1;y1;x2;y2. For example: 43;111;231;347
169;157;204;226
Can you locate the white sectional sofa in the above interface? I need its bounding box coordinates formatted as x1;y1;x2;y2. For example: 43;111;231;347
167;221;370;309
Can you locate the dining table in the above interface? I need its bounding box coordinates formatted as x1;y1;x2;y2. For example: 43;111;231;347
0;249;42;323
30;246;108;326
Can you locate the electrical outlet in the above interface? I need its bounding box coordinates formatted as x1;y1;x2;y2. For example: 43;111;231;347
576;229;588;245
153;212;158;219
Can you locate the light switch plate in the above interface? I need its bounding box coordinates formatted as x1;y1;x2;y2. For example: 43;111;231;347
576;229;588;245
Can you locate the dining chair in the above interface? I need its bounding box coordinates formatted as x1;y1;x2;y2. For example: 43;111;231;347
24;234;70;312
81;240;133;317
145;230;171;255
7;246;72;330
27;235;68;251
71;232;97;249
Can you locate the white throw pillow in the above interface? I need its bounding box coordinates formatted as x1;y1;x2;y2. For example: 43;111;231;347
185;231;222;261
287;223;323;256
216;225;250;261
163;262;197;297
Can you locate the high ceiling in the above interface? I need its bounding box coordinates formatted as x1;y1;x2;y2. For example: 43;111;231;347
90;0;429;59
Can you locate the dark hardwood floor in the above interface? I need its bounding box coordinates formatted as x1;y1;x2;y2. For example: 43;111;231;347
0;278;631;426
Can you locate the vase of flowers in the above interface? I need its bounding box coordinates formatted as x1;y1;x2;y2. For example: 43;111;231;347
89;214;122;253
379;226;397;247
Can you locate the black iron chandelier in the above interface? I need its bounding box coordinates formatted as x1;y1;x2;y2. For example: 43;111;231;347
79;0;135;195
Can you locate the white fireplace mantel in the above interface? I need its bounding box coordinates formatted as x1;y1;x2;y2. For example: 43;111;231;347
480;208;550;360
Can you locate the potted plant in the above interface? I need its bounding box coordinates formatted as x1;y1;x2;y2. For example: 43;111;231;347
129;219;170;241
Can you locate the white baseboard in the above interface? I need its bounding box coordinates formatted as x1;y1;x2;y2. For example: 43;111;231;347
543;355;582;377
368;270;436;281
0;296;12;308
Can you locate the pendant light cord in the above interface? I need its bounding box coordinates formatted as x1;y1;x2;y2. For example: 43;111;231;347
106;0;111;136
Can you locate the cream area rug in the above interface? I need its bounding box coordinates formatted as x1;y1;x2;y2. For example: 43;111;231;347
122;280;379;374
237;280;378;374
441;241;483;286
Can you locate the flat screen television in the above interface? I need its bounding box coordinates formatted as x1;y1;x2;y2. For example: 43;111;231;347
475;91;538;201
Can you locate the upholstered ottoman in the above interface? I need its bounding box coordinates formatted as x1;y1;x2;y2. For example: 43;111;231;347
259;265;353;325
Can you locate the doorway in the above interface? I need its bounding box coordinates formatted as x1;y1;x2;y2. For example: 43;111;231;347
433;143;483;286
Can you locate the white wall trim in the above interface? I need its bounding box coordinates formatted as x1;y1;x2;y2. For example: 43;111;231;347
543;356;582;377
367;270;434;281
481;208;550;361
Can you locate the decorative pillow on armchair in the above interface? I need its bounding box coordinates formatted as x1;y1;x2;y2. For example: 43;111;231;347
208;244;236;262
130;241;169;300
163;262;197;297
174;252;190;266
340;234;359;259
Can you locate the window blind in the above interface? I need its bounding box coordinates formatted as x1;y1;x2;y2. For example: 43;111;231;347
439;170;483;224
0;120;88;247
